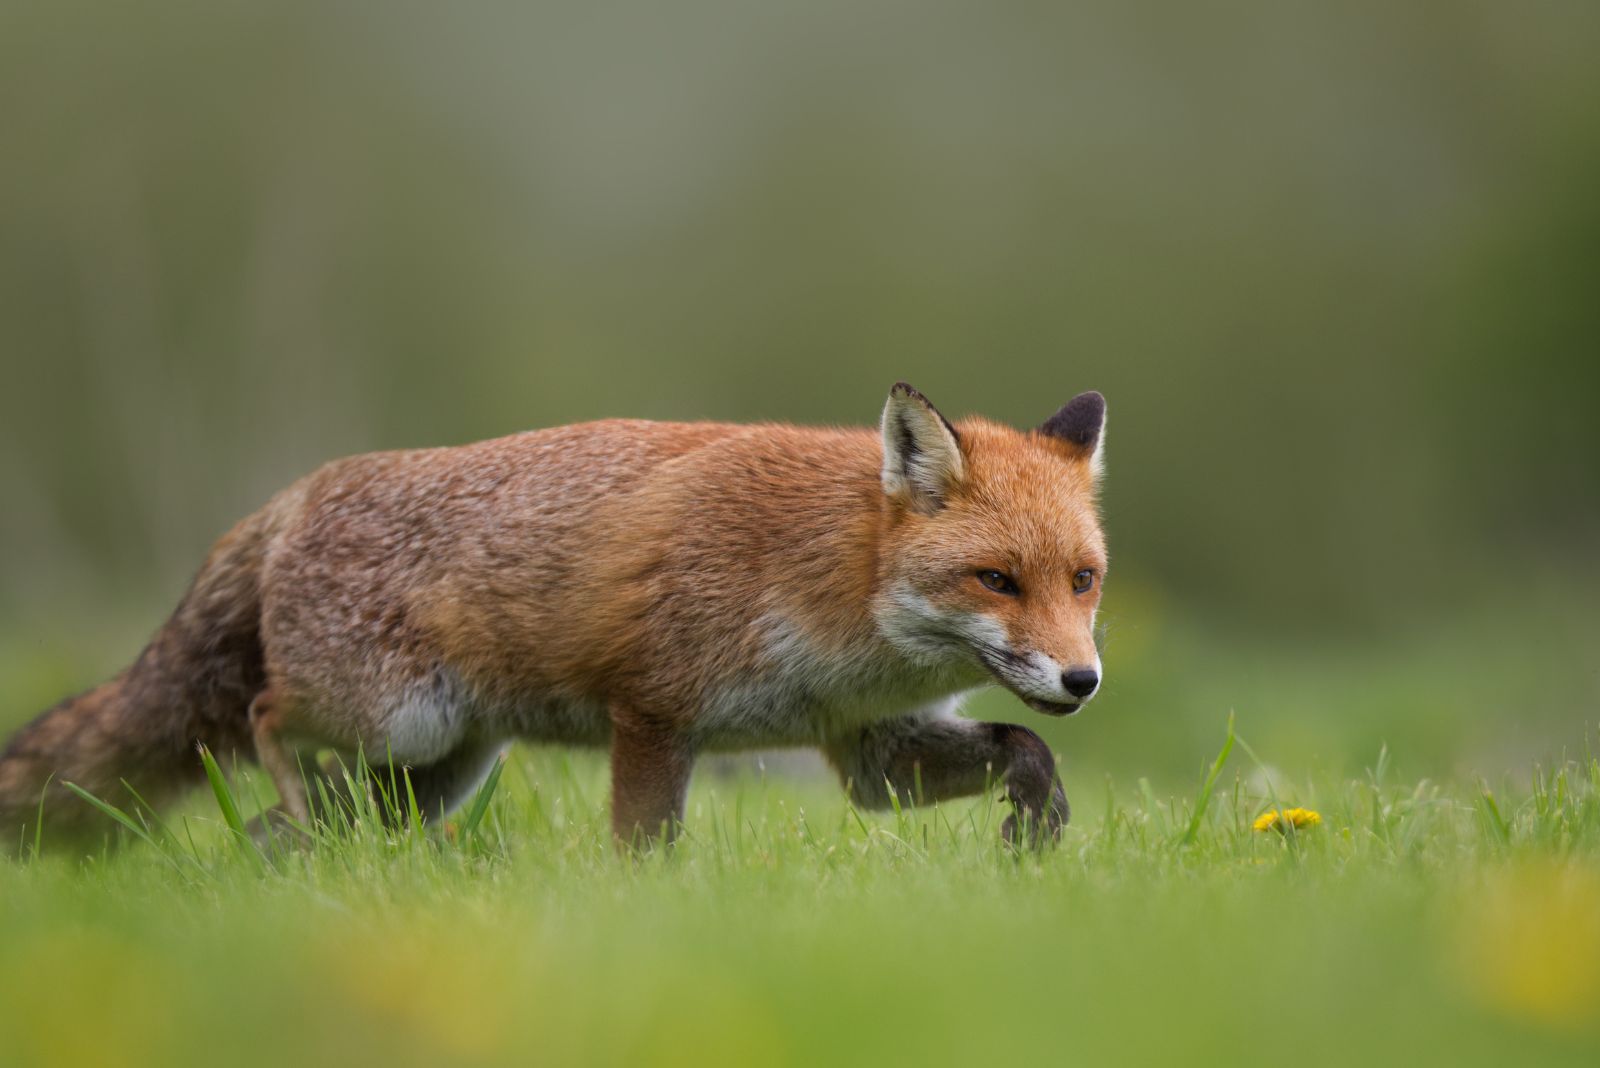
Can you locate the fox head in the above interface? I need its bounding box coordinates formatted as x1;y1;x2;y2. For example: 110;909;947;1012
874;382;1107;716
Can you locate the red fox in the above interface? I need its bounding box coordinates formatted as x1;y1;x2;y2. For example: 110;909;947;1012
0;384;1106;852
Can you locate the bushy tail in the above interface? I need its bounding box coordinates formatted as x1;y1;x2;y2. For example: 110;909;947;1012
0;510;276;854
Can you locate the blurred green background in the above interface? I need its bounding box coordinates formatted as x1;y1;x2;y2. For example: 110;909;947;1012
1;1;1596;786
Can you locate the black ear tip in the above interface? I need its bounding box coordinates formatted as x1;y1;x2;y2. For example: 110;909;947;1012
1040;390;1106;446
884;382;958;441
1071;390;1106;415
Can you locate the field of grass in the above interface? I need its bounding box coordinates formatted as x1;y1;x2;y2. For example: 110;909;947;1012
2;712;1598;1068
2;598;1598;1067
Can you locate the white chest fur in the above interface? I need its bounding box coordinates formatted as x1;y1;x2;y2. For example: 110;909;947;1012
693;613;983;749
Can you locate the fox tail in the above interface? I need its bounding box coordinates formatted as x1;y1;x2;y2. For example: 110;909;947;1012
0;511;276;854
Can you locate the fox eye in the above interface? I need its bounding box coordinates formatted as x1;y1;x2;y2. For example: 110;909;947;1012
1072;569;1096;594
976;570;1019;596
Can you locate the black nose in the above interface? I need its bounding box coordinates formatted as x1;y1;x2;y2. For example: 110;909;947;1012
1062;669;1099;699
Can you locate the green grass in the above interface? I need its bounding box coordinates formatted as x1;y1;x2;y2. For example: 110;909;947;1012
2;722;1599;1068
3;600;1597;1065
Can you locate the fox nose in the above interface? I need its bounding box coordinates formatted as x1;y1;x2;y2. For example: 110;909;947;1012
1062;669;1100;699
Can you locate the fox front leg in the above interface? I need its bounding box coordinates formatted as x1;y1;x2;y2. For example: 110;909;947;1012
823;713;1068;848
608;707;696;850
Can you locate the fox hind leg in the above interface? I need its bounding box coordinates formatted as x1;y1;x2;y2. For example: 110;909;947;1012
247;687;312;825
246;739;506;847
387;738;508;825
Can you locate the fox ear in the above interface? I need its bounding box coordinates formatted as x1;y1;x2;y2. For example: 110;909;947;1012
1039;391;1106;477
881;382;964;512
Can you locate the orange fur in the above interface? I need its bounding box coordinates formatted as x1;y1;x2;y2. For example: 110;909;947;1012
0;386;1107;851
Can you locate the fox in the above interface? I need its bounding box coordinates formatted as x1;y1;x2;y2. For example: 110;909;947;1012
0;383;1107;854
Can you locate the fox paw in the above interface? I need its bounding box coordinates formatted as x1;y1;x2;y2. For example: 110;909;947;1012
1001;784;1069;849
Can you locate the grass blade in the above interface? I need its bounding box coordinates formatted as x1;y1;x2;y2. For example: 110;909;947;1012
1178;713;1235;847
62;781;157;847
198;744;267;871
459;751;508;840
1477;780;1512;847
31;773;54;862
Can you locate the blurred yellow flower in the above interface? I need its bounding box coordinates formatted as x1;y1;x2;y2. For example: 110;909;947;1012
1253;807;1321;833
1456;862;1600;1032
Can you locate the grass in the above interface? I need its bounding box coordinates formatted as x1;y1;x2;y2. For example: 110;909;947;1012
2;720;1599;1068
3;599;1596;1065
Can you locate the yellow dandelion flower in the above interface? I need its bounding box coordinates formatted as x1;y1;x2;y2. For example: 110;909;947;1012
1253;807;1321;833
